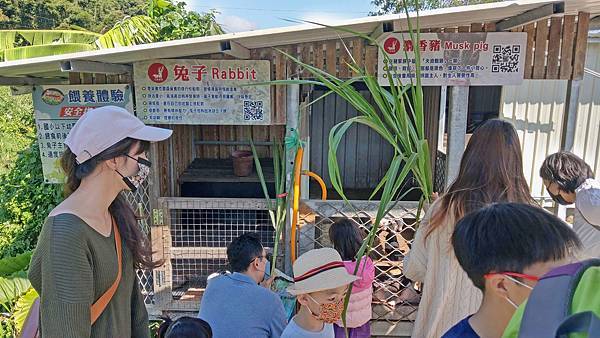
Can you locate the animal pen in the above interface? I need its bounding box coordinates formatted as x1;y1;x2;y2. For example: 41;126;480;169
0;1;597;336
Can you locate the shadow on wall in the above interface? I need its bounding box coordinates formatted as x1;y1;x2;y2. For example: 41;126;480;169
510;119;555;133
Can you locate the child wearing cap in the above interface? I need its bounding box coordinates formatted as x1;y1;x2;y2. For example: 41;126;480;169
282;248;359;338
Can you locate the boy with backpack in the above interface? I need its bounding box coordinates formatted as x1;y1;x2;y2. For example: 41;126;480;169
502;259;600;338
442;203;582;338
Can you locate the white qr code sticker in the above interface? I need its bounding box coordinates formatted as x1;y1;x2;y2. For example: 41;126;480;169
243;100;264;121
491;44;521;73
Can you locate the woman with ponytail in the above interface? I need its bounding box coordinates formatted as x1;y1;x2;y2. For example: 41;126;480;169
28;106;172;337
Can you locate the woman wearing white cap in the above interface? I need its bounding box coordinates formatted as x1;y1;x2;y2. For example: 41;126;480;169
28;106;172;338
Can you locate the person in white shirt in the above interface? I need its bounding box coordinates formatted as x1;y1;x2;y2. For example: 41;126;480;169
540;151;600;257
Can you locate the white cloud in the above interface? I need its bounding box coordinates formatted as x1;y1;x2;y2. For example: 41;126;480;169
299;12;351;25
217;14;258;33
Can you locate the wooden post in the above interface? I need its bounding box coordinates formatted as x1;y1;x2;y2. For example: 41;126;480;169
446;86;469;188
438;86;447;153
284;83;300;275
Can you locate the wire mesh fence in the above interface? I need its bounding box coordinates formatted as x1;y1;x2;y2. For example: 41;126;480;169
154;198;277;311
298;199;421;325
124;180;155;305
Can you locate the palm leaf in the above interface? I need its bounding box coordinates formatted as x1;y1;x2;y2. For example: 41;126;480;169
0;252;31;278
0;30;101;46
21;30;100;45
2;43;95;61
95;16;159;49
0;272;31;305
0;30;16;54
12;288;38;334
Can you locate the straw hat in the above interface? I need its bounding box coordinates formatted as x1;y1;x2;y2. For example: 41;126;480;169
286;248;359;295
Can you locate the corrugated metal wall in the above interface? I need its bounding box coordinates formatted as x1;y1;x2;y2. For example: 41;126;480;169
501;79;567;198
572;42;600;175
501;41;600;198
308;87;440;197
309;89;394;192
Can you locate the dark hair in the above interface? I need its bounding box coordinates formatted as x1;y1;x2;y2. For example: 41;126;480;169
329;219;364;261
227;233;263;272
540;152;594;193
61;137;158;269
452;203;581;290
157;316;212;338
427;119;535;239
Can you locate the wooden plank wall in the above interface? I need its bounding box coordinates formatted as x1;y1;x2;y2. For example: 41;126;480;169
158;15;590;197
513;13;590;80
72;13;590;197
254;14;590;83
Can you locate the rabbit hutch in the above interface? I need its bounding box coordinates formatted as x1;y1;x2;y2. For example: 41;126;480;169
0;1;596;336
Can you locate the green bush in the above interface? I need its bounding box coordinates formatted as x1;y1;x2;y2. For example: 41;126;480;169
0;87;35;176
0;88;63;258
0;251;35;337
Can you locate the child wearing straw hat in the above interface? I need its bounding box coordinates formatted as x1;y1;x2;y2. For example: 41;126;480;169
282;248;359;338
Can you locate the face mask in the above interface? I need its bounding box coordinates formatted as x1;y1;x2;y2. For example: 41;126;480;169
306;295;345;324
117;155;151;192
546;187;570;205
503;275;534;309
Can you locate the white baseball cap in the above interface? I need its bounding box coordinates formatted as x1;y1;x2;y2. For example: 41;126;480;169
64;106;172;164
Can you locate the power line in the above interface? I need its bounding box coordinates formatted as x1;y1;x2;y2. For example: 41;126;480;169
192;5;370;14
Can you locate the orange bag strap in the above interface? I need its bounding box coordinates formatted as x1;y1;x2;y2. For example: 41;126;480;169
90;218;122;324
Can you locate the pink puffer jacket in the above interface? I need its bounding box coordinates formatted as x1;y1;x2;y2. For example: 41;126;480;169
337;257;375;328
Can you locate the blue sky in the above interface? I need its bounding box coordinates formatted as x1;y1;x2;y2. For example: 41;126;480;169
186;0;377;32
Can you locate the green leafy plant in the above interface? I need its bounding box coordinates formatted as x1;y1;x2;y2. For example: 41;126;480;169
0;0;225;61
148;0;224;41
265;1;430;333
0;251;34;337
250;140;287;275
0;87;64;258
0;140;64;258
0;20;156;61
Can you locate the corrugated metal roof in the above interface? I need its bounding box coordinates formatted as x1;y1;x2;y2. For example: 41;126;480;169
0;0;597;79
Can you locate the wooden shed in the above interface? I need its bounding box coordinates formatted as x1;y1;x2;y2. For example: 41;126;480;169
1;1;598;336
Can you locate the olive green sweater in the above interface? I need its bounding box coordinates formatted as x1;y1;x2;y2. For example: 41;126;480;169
29;214;150;338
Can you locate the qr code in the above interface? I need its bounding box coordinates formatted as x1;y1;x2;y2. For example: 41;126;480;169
491;44;521;73
243;100;264;121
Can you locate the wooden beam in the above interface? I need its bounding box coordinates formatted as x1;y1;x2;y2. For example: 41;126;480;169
60;60;132;74
572;12;590;79
559;16;576;79
369;21;394;43
524;23;536;79
495;3;564;31
0;76;66;86
470;23;483;32
546;17;562;79
220;40;250;59
533;19;549;79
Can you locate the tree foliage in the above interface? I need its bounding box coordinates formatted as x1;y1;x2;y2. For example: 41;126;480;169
148;0;224;40
370;0;502;15
0;0;148;33
0;0;224;61
0;88;63;259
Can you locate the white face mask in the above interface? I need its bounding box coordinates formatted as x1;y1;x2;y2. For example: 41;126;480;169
117;155;151;192
504;275;533;309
